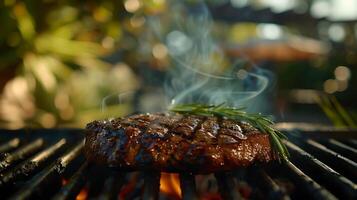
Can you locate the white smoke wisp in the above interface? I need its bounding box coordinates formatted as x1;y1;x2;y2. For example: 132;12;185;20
147;0;272;112
101;91;136;112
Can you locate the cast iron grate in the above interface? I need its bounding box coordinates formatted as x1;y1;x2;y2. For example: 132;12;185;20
0;128;356;200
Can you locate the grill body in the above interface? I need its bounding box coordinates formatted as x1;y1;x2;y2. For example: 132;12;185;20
0;128;356;200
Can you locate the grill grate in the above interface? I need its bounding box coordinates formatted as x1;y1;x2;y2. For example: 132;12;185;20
0;128;356;200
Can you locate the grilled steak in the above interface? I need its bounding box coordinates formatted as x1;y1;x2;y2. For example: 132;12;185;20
84;113;275;174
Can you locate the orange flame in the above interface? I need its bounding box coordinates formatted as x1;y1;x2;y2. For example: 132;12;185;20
160;173;181;199
76;187;88;200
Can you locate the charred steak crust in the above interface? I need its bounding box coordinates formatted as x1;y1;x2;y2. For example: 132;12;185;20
84;113;274;174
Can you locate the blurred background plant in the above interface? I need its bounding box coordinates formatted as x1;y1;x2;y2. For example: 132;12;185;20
317;94;357;128
0;0;356;129
0;0;140;128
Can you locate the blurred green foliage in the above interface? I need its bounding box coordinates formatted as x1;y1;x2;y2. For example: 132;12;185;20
0;0;140;128
0;0;355;128
317;95;357;128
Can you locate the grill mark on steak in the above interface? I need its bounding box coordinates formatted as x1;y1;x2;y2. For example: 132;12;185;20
135;114;173;166
194;116;219;144
219;119;247;142
106;114;156;165
122;114;167;166
172;115;205;138
84;113;275;174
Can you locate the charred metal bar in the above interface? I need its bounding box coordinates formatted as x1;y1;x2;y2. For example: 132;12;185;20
325;139;357;162
0;138;44;173
97;172;125;200
306;139;357;181
125;173;145;200
285;140;356;199
0;138;20;153
8;140;84;200
179;173;198;200
245;166;287;199
0;139;66;187
284;161;338;200
142;172;160;200
52;161;88;200
345;139;357;148
329;139;357;154
257;170;290;200
215;172;242;200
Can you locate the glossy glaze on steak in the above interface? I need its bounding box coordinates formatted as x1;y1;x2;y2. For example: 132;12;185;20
84;113;275;174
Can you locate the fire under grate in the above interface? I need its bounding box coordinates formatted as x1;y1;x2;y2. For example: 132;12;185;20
0;128;356;200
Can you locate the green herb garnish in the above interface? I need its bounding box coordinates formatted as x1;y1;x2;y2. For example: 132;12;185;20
169;103;289;162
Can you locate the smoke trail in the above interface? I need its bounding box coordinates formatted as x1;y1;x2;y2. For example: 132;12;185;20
147;0;271;112
101;91;135;112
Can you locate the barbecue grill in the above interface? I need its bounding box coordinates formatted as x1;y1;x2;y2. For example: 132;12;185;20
0;127;356;200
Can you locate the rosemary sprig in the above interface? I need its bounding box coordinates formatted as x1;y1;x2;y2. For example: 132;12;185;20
169;103;289;162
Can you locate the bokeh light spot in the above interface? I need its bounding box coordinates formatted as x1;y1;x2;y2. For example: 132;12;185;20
152;43;168;59
323;79;339;94
166;30;193;56
328;24;345;42
124;0;141;13
334;66;351;81
40;113;56;128
101;37;115;49
311;0;330;18
257;23;283;40
337;80;348;92
130;16;145;27
237;69;248;80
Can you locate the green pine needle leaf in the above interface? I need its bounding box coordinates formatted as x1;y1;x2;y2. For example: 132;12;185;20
169;103;289;162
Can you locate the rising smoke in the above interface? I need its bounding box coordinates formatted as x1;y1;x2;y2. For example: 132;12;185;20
101;0;273;115
148;0;272;112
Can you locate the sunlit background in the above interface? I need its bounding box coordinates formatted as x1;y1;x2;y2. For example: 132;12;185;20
0;0;356;129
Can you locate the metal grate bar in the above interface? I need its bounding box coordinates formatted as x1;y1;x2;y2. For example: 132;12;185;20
0;138;44;173
0;129;356;199
215;172;242;200
246;166;290;200
179;173;198;200
284;161;338;200
142;172;160;200
285;140;356;199
328;139;357;154
97;172;125;200
119;172;144;200
306;139;357;181
325;139;357;162
0;139;66;188
124;173;144;200
345;139;357;149
257;170;291;200
8;140;84;200
0;138;20;153
51;161;88;200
